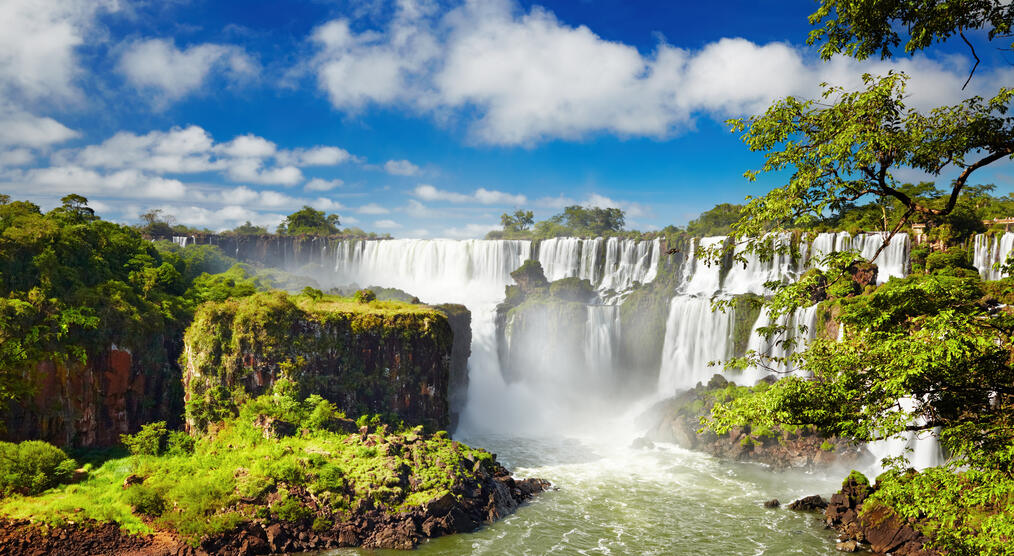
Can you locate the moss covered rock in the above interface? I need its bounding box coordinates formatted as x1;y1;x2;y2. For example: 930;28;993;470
182;291;466;433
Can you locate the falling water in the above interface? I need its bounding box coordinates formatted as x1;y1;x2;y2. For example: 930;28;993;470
657;296;735;395
973;233;1014;280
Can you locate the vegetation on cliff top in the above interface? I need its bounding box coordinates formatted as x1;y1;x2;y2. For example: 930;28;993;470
183;290;453;433
0;386;494;545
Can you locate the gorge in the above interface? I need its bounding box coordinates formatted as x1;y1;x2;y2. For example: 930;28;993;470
168;229;1009;554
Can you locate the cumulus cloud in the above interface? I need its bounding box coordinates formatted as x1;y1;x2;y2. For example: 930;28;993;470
374;219;402;228
308;0;1013;145
357;202;390;214
304;177;344;191
413;184;526;205
58;125;363;188
0;106;79;147
118;38;256;104
439;222;500;238
0;0;118;102
21;165;188;200
384;159;420;176
0;148;34;166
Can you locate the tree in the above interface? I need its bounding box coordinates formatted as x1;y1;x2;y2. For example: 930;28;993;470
500;209;534;232
138;209;176;238
47;194;97;225
552;205;625;237
686;203;743;237
277;206;340;236
707;0;1014;476
230;221;268;235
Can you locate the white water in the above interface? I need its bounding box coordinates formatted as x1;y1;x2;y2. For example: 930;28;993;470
973;233;1014;280
317;233;938;555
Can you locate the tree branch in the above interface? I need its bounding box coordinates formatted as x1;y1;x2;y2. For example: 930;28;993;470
960;31;981;90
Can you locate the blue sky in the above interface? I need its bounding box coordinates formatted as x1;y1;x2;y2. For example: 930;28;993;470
1;0;1012;237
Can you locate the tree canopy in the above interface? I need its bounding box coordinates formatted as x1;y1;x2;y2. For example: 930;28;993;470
277;206;341;236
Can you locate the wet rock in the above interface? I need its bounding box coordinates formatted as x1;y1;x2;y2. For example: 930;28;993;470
630;436;655;450
122;474;145;489
836;539;859;552
763;499;780;508
788;495;828;512
253;414;296;439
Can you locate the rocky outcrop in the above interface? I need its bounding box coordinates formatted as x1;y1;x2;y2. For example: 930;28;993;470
2;336;183;448
825;472;938;556
0;458;548;555
435;304;471;430
182;292;469;432
637;374;868;469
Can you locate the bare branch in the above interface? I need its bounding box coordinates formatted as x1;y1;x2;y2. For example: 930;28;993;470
960;31;981;90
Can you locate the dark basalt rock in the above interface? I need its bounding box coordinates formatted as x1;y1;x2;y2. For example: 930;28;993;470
763;499;781;508
788;494;828;512
825;473;938;556
630;436;655;450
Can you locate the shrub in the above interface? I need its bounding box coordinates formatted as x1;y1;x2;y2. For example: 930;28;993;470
272;495;312;522
548;277;595;302
122;422;169;456
0;441;78;497
354;289;376;303
124;485;166;517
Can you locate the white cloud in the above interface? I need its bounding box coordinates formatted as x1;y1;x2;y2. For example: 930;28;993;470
281;146;353;166
0;148;34;166
304;177;344;191
219;134;276;158
118;38;256;104
384;159;420;176
413;184;527;205
357;203;390;214
0;106;79;147
143;204;286;232
0;0;118;102
225;160;304;186
374;219;402;228
584;193;651;218
20;165;188;200
309;0;1013;145
404;199;437;218
439;222;499;238
74;125;218;173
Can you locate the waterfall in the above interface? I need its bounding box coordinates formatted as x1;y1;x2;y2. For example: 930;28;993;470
806;232;909;283
657;296;736;395
683;237;726;296
738;305;819;385
723;233;797;295
536;237;661;292
973;233;1014;280
585;305;619;378
172;236;191;248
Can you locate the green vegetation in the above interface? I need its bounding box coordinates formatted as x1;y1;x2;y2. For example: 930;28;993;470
183;290;452;433
0;441;78;497
686;204;743;237
488;205;641;240
276;205;341;236
0;389;495;545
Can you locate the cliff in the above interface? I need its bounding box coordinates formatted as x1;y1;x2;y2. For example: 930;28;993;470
181;291;469;432
2;336;184;448
637;374;868;469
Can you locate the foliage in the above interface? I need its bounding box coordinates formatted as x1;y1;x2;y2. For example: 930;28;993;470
354;289;376;303
227;221;268;235
861;467;1014;556
277;206;340;236
0;392;497;545
548;277;595;303
807;0;1014;61
0;196;193;418
0;441;78;497
500;209;534;233
686;203;743;237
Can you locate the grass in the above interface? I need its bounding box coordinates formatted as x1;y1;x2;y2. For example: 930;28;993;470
0;390;495;546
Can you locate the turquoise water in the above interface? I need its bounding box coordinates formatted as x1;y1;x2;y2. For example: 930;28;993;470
321;433;843;555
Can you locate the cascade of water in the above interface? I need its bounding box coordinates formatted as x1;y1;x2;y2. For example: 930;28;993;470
537;238;584;282
723;233;797;295
683;237;726;296
973;233;1014;280
737;304;820;385
585;305;619;378
599;238;661;292
865;398;944;472
657;296;736;395
172;236;190;248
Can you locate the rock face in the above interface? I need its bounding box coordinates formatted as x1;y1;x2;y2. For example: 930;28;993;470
434;304;471;430
637;374;868;469
2;336;183;447
182;292;469;432
825;473;938;556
